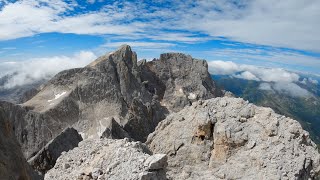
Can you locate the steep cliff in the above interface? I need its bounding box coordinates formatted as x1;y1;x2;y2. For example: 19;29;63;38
0;107;41;180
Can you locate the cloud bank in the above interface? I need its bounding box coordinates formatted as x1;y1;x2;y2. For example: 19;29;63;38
301;77;319;85
209;61;300;82
0;51;96;89
0;0;319;52
209;60;315;97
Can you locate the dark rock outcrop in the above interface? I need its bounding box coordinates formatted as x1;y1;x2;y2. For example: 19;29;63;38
28;127;82;175
0;107;41;180
100;118;130;139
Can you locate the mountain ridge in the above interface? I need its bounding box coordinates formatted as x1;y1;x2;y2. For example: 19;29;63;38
1;45;221;160
0;45;319;179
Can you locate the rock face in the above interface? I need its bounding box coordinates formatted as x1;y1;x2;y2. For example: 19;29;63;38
0;107;41;180
3;44;220;158
28;127;83;175
147;97;320;179
100;118;130;139
45;138;167;180
140;53;222;112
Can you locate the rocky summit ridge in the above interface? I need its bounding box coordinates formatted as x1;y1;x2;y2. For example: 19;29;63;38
0;45;319;180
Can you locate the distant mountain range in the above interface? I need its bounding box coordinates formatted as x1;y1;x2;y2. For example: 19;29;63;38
212;74;320;145
0;73;44;103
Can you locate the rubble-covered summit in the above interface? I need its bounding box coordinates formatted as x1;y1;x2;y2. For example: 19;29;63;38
147;97;320;179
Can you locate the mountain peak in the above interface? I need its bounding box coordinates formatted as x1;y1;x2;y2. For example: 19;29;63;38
88;44;136;68
117;44;132;53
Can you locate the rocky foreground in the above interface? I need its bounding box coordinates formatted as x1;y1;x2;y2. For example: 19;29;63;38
0;45;320;179
43;97;320;180
147;97;320;179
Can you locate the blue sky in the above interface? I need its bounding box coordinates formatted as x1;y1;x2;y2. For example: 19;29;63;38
0;0;319;75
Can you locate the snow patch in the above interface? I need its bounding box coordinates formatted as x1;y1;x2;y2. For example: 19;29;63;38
48;91;67;102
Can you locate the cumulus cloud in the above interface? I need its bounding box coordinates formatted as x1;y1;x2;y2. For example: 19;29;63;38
301;77;319;85
308;78;318;85
233;71;260;81
258;82;312;97
209;60;299;83
258;83;272;91
208;61;239;75
273;83;312;97
209;60;314;97
0;51;96;88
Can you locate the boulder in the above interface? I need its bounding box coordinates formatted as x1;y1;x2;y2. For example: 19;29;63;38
144;154;168;170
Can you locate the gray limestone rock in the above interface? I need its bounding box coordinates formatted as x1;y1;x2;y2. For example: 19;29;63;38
147;97;320;179
28;127;83;175
44;138;167;180
100;117;130;139
0;107;42;180
5;44;220;159
144;154;168;170
140;52;222;112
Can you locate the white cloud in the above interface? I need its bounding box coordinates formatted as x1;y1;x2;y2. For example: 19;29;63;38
233;71;260;81
259;83;272;91
0;0;319;52
175;0;320;52
273;82;312;97
208;61;239;75
0;51;96;88
205;48;320;71
258;82;312;97
308;77;318;85
87;0;96;4
209;60;300;83
243;65;300;83
301;77;319;85
209;60;314;97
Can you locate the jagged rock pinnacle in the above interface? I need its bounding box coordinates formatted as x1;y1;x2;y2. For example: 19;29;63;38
88;44;137;69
